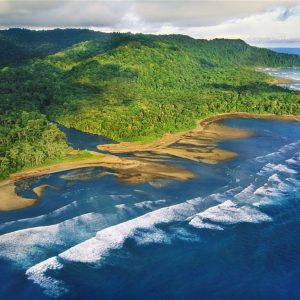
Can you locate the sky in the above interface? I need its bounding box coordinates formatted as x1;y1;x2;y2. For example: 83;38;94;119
0;0;299;47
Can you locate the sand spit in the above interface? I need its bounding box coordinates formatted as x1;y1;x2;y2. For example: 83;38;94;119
8;155;193;183
0;180;37;211
98;113;300;164
98;120;252;164
60;158;194;184
32;185;52;197
0;155;194;211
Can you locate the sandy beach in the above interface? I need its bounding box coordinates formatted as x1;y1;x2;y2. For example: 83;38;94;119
99;112;300;162
0;154;194;211
0;180;37;211
98;115;255;164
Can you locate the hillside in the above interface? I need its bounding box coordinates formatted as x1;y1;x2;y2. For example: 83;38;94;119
1;29;300;178
0;28;110;68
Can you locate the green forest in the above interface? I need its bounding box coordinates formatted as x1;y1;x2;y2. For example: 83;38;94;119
1;29;300;178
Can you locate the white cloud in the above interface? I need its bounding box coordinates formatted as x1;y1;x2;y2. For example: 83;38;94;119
0;0;299;46
180;5;300;46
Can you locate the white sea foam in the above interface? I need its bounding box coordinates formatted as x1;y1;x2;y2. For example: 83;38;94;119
24;193;274;297
171;227;201;242
58;200;271;263
24;202;197;297
189;217;224;230
279;141;300;153
286;178;300;186
200;187;242;204
26;257;67;298
255;141;300;164
58;202;196;263
272;164;297;174
189;200;271;228
0;212;123;267
110;194;132;201
0;201;80;233
286;152;300;165
115;204;126;209
24;200;200;296
254;175;292;197
234;184;256;202
267;174;280;183
134;199;166;209
134;227;171;245
258;163;297;175
255;151;282;163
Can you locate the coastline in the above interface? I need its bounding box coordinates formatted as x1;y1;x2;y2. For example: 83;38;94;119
1;112;299;211
3;112;300;183
0;154;194;211
98;112;300;158
0;180;37;211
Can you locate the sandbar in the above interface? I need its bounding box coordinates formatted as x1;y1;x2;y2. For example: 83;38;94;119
0;180;37;211
98;112;300;164
1;112;299;211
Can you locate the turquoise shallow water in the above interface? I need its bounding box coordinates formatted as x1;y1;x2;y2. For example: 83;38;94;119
0;118;300;300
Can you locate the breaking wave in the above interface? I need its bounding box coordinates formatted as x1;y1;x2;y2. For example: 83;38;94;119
0;125;298;299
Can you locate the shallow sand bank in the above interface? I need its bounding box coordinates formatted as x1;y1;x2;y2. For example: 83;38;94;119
58;157;194;184
0;155;194;211
0;180;37;211
98;120;252;164
98;113;300;164
32;184;52;197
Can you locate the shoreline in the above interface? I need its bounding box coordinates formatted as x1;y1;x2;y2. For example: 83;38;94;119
197;112;300;127
1;112;299;211
3;112;300;183
0;154;194;211
98;112;300;155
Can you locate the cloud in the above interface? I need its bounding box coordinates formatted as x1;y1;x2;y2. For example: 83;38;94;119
0;0;299;46
275;6;296;21
182;5;300;46
0;1;129;27
0;0;298;28
132;0;298;27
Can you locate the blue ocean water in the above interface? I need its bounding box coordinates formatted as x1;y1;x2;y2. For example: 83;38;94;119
0;118;300;300
270;48;300;56
263;67;300;91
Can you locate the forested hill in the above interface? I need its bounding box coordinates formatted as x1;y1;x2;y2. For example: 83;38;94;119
1;29;300;68
1;29;300;178
0;28;111;67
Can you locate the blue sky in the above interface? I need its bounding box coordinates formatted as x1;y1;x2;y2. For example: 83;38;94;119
0;0;299;47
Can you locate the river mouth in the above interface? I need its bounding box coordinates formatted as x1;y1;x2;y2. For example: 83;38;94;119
0;117;300;299
0;116;253;212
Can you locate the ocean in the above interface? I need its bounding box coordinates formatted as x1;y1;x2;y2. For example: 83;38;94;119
0;63;300;299
270;48;300;56
263;67;300;91
0;116;299;299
